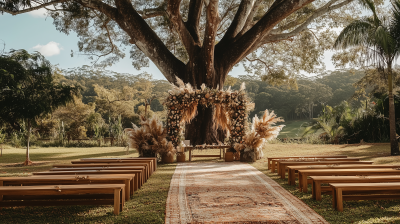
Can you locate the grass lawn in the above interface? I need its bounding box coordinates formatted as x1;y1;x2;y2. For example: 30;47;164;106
2;143;400;223
278;119;311;139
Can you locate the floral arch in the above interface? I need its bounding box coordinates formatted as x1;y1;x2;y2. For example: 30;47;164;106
164;78;254;147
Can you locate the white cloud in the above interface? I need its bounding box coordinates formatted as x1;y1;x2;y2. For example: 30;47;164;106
32;41;63;57
27;8;47;18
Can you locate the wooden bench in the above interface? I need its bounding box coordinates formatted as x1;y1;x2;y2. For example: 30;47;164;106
330;183;400;212
53;163;150;180
79;157;157;174
0;184;125;215
0;175;133;201
298;168;400;193
276;157;362;177
50;166;147;183
268;155;347;170
311;175;400;201
72;159;154;179
287;163;388;185
33;170;142;191
277;160;371;179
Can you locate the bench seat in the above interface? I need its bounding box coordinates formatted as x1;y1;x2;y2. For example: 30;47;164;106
0;184;125;215
330;182;400;212
0;174;133;201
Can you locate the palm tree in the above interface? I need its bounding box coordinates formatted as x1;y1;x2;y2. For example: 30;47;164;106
333;0;400;155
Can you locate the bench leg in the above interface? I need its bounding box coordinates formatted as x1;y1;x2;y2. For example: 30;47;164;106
302;175;309;193
337;189;343;212
315;182;322;201
0;181;3;202
332;187;337;209
125;180;130;201
272;161;276;173
114;189;121;215
280;166;285;179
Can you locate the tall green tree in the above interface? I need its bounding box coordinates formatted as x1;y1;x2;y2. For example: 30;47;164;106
0;50;80;165
1;0;359;145
333;0;400;155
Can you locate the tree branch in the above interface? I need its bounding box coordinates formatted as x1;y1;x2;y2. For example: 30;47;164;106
137;5;167;19
186;0;204;45
237;0;262;36
114;0;186;83
220;0;255;41
263;0;353;44
166;0;196;57
202;0;220;78
0;0;68;15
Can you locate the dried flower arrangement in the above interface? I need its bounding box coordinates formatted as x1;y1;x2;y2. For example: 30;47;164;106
234;110;284;162
125;116;175;157
164;78;254;147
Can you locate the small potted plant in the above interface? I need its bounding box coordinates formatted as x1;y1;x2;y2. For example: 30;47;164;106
159;139;176;163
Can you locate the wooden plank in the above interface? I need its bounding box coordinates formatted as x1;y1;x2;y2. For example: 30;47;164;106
277;158;362;177
0;184;125;215
311;175;400;201
287;163;395;185
191;155;221;157
53;163;150;180
74;158;155;176
279;161;374;181
299;169;400;193
267;155;348;170
33;170;142;190
50;166;147;182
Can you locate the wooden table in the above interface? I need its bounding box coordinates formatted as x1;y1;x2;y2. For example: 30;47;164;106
0;184;125;215
52;163;149;180
287;163;388;185
79;157;157;174
311;175;400;201
330;182;400;212
267;155;347;170
0;174;133;201
184;145;231;162
33;170;142;191
277;158;365;178
298;168;400;193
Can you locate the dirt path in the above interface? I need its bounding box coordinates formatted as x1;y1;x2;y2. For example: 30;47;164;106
165;162;328;224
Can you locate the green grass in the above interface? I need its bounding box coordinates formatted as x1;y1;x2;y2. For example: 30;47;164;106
278;119;311;138
2;143;400;223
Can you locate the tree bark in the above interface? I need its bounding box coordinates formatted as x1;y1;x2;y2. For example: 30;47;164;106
388;67;399;155
23;119;32;165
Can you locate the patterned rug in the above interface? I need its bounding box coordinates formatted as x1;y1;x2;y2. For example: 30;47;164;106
165;162;328;224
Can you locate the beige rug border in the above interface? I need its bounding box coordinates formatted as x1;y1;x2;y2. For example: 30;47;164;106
165;162;328;224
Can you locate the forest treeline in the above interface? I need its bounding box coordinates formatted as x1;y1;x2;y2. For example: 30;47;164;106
0;64;375;145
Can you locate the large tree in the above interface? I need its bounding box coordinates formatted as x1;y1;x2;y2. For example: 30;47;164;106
1;0;358;144
333;0;400;155
0;50;80;165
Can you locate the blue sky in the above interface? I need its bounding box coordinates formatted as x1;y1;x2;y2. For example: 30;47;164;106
0;9;337;80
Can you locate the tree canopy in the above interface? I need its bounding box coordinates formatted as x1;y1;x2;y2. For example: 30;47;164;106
0;49;80;164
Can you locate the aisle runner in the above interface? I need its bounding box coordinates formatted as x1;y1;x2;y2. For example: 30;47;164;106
165;162;328;224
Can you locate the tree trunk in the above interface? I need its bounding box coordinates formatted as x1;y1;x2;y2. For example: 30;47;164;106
388;68;399;155
23;119;32;165
182;53;228;145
